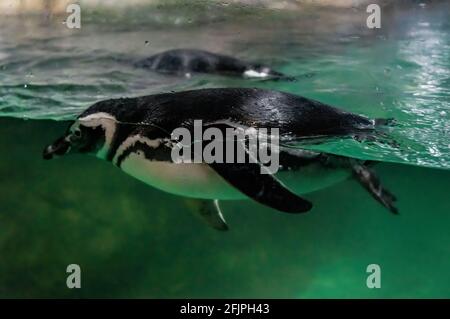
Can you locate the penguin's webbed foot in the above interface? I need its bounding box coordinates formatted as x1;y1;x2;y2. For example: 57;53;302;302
351;163;399;214
187;199;229;231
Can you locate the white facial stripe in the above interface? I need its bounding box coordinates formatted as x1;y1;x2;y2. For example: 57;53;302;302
77;112;117;159
113;134;167;165
244;69;269;78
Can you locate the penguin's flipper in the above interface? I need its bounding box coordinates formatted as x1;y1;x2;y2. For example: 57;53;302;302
351;163;398;214
188;199;229;231
200;122;312;213
209;162;312;213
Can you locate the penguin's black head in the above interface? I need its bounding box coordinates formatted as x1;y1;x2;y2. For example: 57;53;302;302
43;113;116;160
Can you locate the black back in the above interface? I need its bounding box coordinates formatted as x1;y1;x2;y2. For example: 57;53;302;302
134;49;272;76
80;88;374;139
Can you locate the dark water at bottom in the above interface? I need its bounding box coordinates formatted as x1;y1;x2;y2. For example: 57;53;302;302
1;117;449;298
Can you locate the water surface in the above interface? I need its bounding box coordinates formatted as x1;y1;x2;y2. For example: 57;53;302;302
0;1;449;298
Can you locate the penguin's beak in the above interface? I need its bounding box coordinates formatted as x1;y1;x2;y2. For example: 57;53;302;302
43;136;71;160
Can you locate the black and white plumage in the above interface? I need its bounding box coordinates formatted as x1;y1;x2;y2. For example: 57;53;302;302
43;88;398;230
134;49;289;80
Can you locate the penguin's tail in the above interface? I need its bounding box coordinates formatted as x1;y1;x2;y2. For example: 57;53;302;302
354;117;399;148
259;71;313;83
374;118;397;127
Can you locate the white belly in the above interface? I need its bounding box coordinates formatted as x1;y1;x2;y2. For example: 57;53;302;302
120;153;351;200
120;153;243;199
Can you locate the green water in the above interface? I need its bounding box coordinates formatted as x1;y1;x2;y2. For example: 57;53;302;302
0;1;449;298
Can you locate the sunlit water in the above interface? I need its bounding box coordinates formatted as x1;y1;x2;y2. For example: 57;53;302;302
0;2;449;298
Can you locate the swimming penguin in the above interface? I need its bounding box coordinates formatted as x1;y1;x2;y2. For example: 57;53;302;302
43;88;398;230
134;49;290;80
